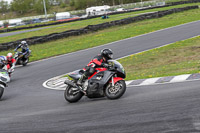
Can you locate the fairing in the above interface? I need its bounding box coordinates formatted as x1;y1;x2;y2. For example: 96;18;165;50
108;60;126;78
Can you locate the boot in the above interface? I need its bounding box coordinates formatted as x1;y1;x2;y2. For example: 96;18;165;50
77;74;87;86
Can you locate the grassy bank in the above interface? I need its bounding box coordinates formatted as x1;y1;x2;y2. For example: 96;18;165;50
118;36;200;80
0;7;199;62
0;3;200;44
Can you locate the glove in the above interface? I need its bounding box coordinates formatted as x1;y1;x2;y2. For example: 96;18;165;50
102;63;109;68
8;69;14;73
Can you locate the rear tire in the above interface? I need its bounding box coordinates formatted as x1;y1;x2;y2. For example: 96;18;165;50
0;86;4;100
105;80;126;100
22;58;29;66
64;85;83;103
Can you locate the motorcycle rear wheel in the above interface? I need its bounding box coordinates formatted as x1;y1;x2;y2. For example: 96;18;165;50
22;58;29;66
0;86;4;100
64;85;83;103
105;80;126;100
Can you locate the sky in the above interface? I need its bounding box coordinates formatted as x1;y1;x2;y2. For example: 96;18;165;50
2;0;13;4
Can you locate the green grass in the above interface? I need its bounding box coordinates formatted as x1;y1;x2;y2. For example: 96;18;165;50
0;3;200;44
118;36;200;80
166;0;187;3
0;7;199;64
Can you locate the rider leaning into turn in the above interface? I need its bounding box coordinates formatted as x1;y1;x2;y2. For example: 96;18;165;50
0;56;7;70
77;48;113;86
6;53;16;72
14;40;30;56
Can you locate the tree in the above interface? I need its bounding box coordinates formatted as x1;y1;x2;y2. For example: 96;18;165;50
59;0;67;8
70;0;75;6
10;0;34;14
33;0;51;13
68;0;141;9
0;0;9;13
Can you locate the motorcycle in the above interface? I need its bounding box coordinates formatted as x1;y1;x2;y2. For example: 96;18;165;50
64;60;126;103
0;69;10;100
14;50;31;66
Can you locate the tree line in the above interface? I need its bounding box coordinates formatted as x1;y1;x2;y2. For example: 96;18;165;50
0;0;143;15
0;0;51;14
70;0;141;9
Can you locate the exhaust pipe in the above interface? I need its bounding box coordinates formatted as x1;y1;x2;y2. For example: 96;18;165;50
64;80;77;88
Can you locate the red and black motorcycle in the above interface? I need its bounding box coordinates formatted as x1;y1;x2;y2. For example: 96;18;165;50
64;60;126;103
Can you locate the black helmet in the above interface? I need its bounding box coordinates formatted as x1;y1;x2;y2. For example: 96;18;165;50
101;48;113;59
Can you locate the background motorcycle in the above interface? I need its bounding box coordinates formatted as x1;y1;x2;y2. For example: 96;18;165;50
0;69;10;100
64;60;126;103
14;50;31;66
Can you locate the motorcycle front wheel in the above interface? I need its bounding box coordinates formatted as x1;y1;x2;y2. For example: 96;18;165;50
105;80;126;100
64;85;83;103
0;86;4;100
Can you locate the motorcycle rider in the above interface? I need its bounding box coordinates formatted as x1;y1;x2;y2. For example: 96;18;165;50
0;56;7;70
14;40;30;56
77;48;113;86
6;53;16;75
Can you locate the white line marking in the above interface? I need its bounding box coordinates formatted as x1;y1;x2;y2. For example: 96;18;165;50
127;76;200;87
51;78;67;84
140;77;160;85
170;74;191;83
125;80;133;85
51;80;64;85
52;82;65;87
59;84;67;88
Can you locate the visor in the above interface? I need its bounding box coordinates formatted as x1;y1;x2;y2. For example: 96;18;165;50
108;54;113;59
7;57;12;61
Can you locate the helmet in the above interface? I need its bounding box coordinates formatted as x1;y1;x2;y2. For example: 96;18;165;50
21;40;28;49
21;40;27;45
101;48;113;60
7;53;13;62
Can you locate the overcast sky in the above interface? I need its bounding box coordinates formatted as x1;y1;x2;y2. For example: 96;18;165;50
2;0;13;4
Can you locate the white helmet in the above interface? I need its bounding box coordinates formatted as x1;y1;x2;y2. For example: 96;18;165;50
7;53;13;62
21;40;27;45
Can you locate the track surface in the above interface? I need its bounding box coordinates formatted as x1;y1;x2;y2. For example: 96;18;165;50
0;20;200;133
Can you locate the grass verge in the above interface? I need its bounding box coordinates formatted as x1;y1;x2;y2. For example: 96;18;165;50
118;36;200;80
0;3;200;44
0;7;199;63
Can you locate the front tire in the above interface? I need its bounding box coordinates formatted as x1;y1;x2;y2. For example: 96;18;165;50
0;86;4;100
64;85;83;103
105;80;126;100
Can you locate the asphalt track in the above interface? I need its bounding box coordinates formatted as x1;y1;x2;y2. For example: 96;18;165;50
0;20;200;133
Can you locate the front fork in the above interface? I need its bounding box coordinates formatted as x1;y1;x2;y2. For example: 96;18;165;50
109;76;124;85
112;76;114;87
